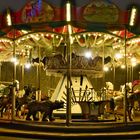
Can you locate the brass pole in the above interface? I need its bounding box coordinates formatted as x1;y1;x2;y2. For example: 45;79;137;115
102;38;105;89
21;64;24;89
132;66;133;82
124;28;127;124
36;64;39;88
66;33;72;126
35;46;41;94
38;46;41;91
0;62;2;81
66;0;72;126
113;64;116;88
12;28;16;120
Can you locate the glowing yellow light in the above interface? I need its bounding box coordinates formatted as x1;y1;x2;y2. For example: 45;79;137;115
66;1;71;21
11;57;17;63
85;51;92;59
6;9;12;26
11;57;19;65
68;24;72;35
21;30;28;34
25;63;31;69
129;6;137;26
132;62;137;67
115;53;122;59
104;66;109;72
121;65;125;69
131;57;136;63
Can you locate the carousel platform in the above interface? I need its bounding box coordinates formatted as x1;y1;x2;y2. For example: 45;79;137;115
0;118;140;139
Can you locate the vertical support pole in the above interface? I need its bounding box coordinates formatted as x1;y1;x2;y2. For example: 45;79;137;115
131;66;133;82
36;64;39;88
38;46;41;91
66;33;71;126
66;0;72;126
124;28;127;124
127;65;129;82
38;46;41;119
102;39;105;100
0;62;2;81
21;64;24;89
113;64;115;89
102;38;106;89
12;31;16;121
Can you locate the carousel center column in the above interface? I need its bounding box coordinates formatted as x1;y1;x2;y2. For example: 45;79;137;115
66;0;72;126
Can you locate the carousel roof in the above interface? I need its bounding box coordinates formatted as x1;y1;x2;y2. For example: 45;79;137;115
0;0;140;76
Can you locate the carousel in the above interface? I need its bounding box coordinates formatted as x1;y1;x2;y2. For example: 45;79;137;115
0;0;140;124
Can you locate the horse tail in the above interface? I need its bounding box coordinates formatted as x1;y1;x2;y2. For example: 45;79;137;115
110;98;115;111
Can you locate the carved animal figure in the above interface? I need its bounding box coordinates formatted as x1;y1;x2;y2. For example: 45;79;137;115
108;82;140;121
109;92;137;121
127;90;140;121
16;85;35;116
26;100;64;121
0;85;13;117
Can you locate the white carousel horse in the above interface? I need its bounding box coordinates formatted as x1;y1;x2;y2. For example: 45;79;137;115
104;82;136;121
131;80;140;111
109;82;139;121
0;85;13;118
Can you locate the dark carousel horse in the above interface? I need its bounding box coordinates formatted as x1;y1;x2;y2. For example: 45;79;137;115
0;85;13;117
16;85;35;117
127;90;140;121
26;100;64;121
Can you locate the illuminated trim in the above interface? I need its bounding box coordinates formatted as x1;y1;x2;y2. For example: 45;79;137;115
129;6;138;26
6;8;12;26
66;1;71;22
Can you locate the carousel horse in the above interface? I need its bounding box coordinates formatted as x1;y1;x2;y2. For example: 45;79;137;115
26;100;64;121
131;80;140;111
109;91;140;121
108;83;136;121
15;85;35;117
104;82;133;121
33;54;67;70
0;85;13;117
120;81;140;121
109;94;125;120
127;90;140;121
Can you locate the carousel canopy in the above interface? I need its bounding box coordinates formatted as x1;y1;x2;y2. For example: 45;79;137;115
0;0;139;31
0;0;140;76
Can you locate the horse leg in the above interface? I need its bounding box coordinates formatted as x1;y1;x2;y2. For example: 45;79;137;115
127;108;133;121
42;112;49;121
16;105;23;118
138;101;140;111
127;103;134;121
116;113;121;120
114;111;121;121
0;107;3;117
113;111;117;121
26;111;32;120
6;104;12;119
109;98;117;120
113;106;121;121
16;106;19;117
33;111;39;121
0;105;8;118
48;110;55;122
1;106;5;118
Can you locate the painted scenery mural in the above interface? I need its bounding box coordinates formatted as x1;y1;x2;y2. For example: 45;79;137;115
21;0;54;23
83;0;119;23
